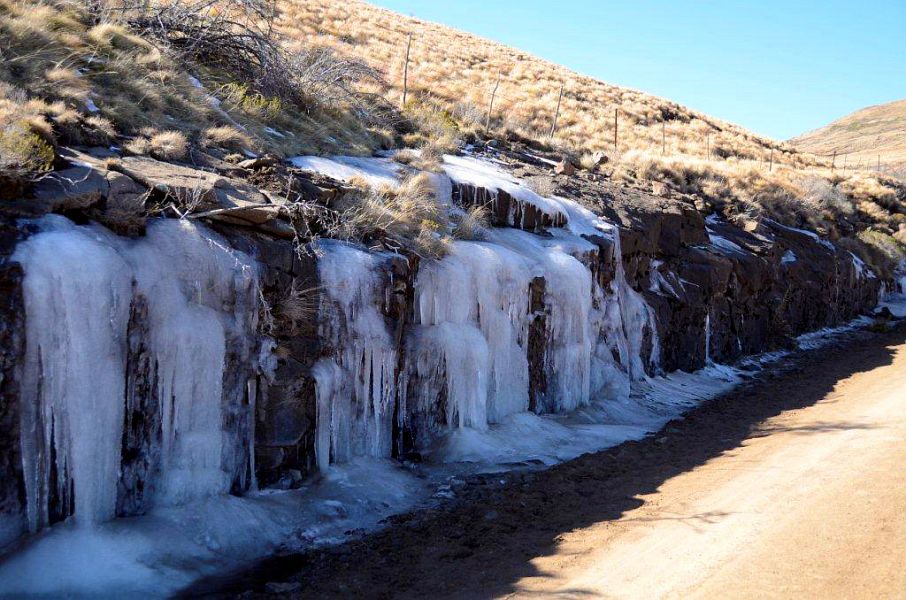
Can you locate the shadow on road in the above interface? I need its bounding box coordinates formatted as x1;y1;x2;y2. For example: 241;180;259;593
185;322;905;599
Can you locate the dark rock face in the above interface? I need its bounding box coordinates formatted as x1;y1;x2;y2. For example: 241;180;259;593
0;218;26;548
452;182;568;231
613;207;882;372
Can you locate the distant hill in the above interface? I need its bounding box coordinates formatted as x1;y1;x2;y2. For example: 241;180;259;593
790;99;906;171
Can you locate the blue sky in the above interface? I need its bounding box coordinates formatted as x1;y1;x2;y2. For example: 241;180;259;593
368;1;906;141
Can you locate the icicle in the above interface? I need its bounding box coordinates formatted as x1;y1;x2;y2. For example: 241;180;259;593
414;241;533;424
124;219;258;506
316;242;398;467
14;216;260;529
14;217;132;531
705;311;712;365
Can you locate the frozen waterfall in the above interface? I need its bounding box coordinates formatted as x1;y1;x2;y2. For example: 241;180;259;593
12;215;259;532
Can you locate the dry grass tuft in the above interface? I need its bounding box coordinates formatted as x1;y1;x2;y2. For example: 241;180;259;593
334;172;453;257
148;130;188;160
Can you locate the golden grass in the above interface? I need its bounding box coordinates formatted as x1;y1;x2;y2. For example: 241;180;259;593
0;0;391;159
790;99;906;170
279;0;818;168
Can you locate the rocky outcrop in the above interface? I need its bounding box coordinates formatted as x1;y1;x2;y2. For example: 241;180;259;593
0;217;26;548
0;145;886;551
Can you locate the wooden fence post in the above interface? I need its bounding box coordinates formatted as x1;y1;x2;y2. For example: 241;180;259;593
662;121;666;155
769;147;774;172
485;73;501;136
831;149;837;173
549;83;564;139
401;32;412;108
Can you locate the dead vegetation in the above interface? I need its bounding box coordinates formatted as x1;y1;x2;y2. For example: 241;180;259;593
0;0;396;183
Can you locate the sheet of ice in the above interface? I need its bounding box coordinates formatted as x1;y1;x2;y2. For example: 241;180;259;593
442;154;569;228
0;459;428;599
707;230;748;256
849;252;875;279
11;216;259;529
796;316;874;350
781;249;797;264
123;219;259;506
415;240;534;424
771;220;837;253
13;217;133;532
879;260;906;317
649;259;681;298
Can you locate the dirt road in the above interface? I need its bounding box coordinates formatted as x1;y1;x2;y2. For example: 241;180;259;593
209;322;906;600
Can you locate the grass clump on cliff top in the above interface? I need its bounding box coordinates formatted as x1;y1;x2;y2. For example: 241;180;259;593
332;172;453;258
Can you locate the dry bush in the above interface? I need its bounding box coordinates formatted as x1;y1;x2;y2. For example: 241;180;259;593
0;87;56;174
452;204;489;241
201;125;252;151
334;172;452;257
148;130;188;160
107;0;382;117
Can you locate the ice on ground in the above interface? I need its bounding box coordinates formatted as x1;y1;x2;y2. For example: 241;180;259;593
442;154;570;227
0;459;427;599
781;249;797;264
847;252;876;279
771;220;837;253
707;230;748;256
289;155;403;189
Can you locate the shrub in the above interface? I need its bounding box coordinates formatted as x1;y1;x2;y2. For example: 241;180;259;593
201;125;251;151
0;120;55;172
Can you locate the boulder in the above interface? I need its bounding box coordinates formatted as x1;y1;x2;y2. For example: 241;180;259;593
117;156;270;211
31;166;108;212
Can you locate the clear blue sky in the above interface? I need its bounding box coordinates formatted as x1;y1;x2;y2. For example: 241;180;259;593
369;1;906;141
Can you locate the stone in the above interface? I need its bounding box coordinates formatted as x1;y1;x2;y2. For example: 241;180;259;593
554;159;576;176
117;155;269;211
31;166;108;212
237;155;279;170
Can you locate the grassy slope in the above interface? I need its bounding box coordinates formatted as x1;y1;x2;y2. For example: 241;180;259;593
279;0;905;275
790;99;906;170
1;0;903;275
280;0;812;166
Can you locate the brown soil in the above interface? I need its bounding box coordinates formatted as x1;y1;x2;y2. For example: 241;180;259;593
189;320;906;600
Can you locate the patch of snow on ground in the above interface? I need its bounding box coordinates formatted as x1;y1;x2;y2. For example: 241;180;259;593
782;249;797;264
289;155;402;189
0;459;428;599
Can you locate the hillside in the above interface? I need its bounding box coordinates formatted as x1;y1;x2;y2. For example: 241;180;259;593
790;99;906;171
0;0;904;276
281;0;808;166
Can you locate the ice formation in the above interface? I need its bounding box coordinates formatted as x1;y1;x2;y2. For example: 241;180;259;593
14;219;133;531
314;241;399;469
12;216;259;531
288;155;402;189
4;149;884;597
